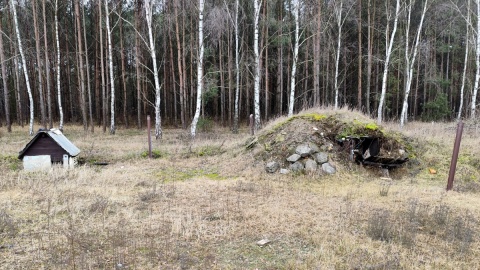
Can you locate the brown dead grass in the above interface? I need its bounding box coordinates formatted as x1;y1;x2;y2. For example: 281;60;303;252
1;112;480;269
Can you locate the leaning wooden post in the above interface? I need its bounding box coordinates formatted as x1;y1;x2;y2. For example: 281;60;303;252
447;121;464;191
250;114;254;135
147;115;152;159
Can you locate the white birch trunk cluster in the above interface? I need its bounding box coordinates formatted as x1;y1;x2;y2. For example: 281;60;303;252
400;0;428;128
253;0;262;132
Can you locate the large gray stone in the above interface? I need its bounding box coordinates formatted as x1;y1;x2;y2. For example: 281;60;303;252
265;161;280;173
304;159;318;173
295;143;319;157
313;152;329;164
289;161;304;172
286;154;301;162
321;162;336;174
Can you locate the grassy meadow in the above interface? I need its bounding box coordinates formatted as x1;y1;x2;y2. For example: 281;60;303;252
1;109;480;269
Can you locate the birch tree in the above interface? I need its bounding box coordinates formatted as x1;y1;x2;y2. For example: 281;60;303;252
333;0;352;110
471;0;480;118
0;15;10;132
55;0;64;131
233;0;240;133
400;0;428;127
377;0;401;124
191;0;205;138
253;0;262;131
105;0;115;134
11;0;34;135
458;0;471;120
145;0;162;139
288;0;300;117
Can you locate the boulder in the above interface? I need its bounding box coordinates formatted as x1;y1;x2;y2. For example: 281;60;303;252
295;143;319;157
321;162;336;174
304;159;318;173
286;153;301;162
265;161;280;173
289;161;304;172
313;152;329;164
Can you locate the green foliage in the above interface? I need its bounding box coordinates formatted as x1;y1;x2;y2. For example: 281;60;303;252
422;92;450;121
141;149;166;159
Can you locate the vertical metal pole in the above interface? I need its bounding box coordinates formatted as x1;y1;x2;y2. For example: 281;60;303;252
447;121;464;191
250;114;254;135
147;115;152;159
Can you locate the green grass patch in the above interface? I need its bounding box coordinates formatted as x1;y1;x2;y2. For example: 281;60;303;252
155;168;224;182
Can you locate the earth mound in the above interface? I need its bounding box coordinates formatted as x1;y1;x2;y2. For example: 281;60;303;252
246;111;415;175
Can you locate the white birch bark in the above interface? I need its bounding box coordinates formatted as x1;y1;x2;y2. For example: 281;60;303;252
400;0;428;127
288;0;300;117
471;0;480;118
55;0;64;131
458;0;471;120
145;0;162;139
377;0;401;124
11;0;34;135
233;0;240;133
191;0;205;138
333;0;343;110
253;0;262;131
105;0;116;134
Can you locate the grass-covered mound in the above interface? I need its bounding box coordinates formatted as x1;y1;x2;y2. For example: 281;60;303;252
248;110;417;173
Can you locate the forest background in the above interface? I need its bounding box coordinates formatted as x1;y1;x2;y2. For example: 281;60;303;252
0;0;477;137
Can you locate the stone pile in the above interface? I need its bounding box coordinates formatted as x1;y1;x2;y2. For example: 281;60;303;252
265;142;336;175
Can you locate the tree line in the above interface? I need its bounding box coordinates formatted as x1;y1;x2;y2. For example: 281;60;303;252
0;0;477;137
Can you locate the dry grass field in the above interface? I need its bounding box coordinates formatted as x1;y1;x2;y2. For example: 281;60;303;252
1;109;480;269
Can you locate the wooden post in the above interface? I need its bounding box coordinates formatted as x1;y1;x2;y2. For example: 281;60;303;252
447;121;464;191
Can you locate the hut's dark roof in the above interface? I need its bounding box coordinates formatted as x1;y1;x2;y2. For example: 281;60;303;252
18;129;81;159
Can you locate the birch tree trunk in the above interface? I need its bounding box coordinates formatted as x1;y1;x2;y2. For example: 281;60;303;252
253;0;262;131
32;0;47;129
43;0;53;129
357;0;362;110
145;0;162;139
174;0;186;129
105;0;115;134
191;0;205;138
400;0;427;127
11;0;35;135
458;0;471;120
366;0;373;115
334;0;344;110
99;0;107;133
0;16;10;132
233;0;240;133
288;0;300;117
377;0;400;124
471;0;480;118
55;0;64;131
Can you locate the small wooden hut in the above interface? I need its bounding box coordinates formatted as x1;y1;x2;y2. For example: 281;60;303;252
18;129;81;170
